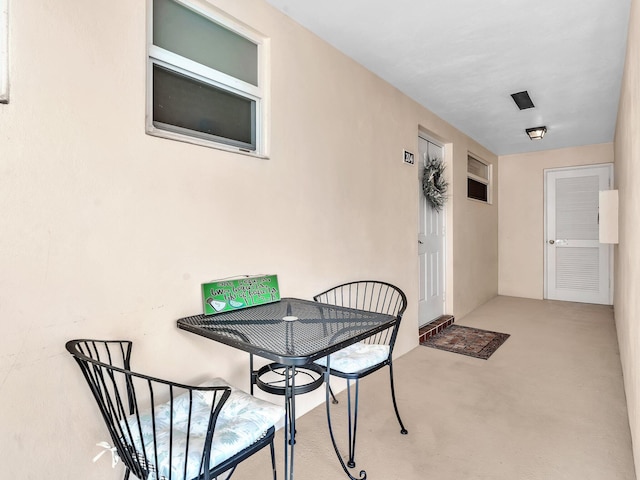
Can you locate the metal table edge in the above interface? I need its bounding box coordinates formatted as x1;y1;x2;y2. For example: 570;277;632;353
176;297;397;366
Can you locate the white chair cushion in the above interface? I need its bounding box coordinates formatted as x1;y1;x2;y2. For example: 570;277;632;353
119;378;283;480
315;342;390;374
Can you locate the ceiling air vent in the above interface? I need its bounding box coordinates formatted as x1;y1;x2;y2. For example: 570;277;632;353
511;91;535;110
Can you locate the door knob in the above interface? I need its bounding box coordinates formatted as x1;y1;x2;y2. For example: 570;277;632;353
548;240;555;245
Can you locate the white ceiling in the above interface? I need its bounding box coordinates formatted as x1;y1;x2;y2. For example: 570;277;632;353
266;0;632;156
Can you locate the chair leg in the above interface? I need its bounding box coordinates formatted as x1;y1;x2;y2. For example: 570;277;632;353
345;378;359;468
123;468;130;480
389;362;408;435
270;439;277;480
287;395;297;444
329;384;339;404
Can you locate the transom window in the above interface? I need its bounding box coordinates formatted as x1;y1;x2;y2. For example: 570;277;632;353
467;154;492;203
147;0;269;156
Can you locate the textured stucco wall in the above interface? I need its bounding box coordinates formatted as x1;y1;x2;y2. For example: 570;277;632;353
614;0;640;474
0;1;498;478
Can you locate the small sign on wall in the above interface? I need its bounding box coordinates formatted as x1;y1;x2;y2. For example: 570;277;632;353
403;150;415;165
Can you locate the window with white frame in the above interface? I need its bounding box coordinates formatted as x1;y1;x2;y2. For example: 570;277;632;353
147;0;268;155
0;0;9;104
467;154;491;203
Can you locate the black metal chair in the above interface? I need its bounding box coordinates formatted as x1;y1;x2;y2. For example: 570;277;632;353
313;281;408;468
66;339;283;480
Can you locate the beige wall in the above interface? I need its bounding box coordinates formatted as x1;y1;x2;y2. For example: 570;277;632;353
614;0;640;474
0;1;497;478
453;146;499;317
498;143;613;299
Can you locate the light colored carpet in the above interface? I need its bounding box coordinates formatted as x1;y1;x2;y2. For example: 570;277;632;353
234;295;636;480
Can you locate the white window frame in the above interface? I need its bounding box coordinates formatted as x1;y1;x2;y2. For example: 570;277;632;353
146;0;270;157
467;154;492;204
0;0;8;104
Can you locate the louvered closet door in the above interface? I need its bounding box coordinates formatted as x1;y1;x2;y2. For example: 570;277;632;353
545;165;613;305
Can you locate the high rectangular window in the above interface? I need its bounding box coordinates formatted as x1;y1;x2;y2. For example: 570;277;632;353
147;0;268;155
467;155;491;203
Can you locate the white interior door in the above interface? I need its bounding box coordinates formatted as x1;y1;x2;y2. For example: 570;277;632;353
544;164;613;305
418;136;445;326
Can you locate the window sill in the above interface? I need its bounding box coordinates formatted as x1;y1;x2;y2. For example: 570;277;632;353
466;196;492;206
146;126;270;160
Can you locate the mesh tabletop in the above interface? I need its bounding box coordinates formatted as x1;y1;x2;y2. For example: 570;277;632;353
177;297;395;365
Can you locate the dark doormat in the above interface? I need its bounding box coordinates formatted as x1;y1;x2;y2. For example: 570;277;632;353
420;324;510;360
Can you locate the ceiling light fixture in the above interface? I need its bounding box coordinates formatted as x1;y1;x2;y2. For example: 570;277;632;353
511;91;535;110
526;126;547;140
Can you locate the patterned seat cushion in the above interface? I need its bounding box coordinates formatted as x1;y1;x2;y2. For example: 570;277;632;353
315;342;390;374
120;378;283;480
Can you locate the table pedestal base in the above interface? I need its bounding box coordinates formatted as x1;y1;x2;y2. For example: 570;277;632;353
251;359;326;480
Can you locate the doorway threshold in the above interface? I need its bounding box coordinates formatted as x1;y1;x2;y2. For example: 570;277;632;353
419;315;455;343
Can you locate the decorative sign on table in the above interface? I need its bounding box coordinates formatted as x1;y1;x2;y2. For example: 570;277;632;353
201;274;280;315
